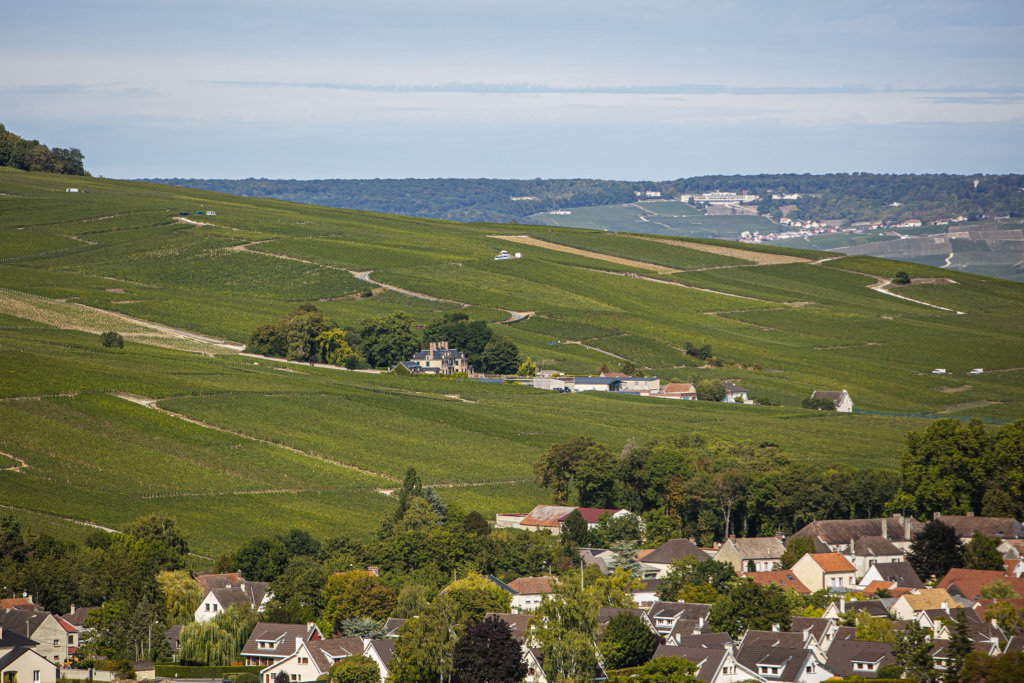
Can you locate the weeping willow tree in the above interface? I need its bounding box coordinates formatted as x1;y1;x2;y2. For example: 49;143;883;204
156;570;202;625
178;604;258;665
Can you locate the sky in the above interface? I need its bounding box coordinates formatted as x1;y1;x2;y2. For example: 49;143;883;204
3;0;1023;180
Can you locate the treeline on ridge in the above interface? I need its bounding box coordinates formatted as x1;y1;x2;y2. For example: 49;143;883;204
0;123;87;176
143;173;1024;224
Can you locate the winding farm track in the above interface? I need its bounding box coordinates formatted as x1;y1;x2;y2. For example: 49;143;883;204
0;502;119;533
109;392;401;482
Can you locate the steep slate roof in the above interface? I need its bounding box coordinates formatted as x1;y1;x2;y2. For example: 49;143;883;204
520;505;576;528
807;552;855;573
673;632;734;650
790;617;832;645
484;613;532;642
0;648;39;672
791;516;918;546
597;607;649;639
0;625;37;648
722;382;746;393
647;601;712;622
810;390;847;407
507;576;556;595
384;618;406;637
853;536;904;556
744;571;810;593
935;515;1024;539
825;638;896;679
643;538;711;564
937;568;1024;601
164;625;182;652
207;581;269;610
867;562;925;588
724;536;786;559
241;623;319;658
366;639;395;669
832;599;892;617
61;606;96;628
741;630;809;650
652;645;728;682
735;642;819;683
0;608;50;639
305;637;366;673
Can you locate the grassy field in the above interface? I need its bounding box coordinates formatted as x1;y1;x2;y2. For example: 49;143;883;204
2;168;1022;553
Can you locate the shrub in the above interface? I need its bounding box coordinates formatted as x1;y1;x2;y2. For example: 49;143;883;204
100;331;124;348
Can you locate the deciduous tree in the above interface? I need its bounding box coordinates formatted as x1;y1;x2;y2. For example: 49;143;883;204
963;532;1004;571
907;520;964;581
452;614;527;683
599;612;656;670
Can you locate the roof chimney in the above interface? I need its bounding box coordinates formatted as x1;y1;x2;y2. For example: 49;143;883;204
934;512;940;520
881;519;888;540
70;604;76;615
771;623;780;632
296;636;303;651
941;601;949;613
840;596;846;614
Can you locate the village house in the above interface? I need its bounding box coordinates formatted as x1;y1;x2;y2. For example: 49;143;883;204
714;536;786;573
397;341;472;375
0;626;58;683
362;639;395;681
504;505;634;535
789;553;857;592
722;382;748;403
822;637;896;679
932;514;1024;544
652;644;758;682
195;579;271;622
821;597;895;622
936;568;1024;602
845;536;906;576
656;382;697;400
809;389;853;412
855;561;924;592
0;609;70;666
890;588;958;621
641;539;712;578
258;637;366;683
506;576;557;613
790;515;921;553
646;601;711;640
241;623;323;667
734;639;834;683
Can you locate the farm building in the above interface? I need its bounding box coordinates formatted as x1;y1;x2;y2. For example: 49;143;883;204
810;389;853;412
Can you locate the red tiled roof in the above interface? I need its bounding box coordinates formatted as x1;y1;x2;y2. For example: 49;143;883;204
508;576;556;595
744;571;810;594
520;505;576;528
808;552;855;573
574;508;623;524
937;568;1024;601
0;598;38;611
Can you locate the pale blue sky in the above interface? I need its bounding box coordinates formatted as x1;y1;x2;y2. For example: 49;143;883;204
3;0;1022;179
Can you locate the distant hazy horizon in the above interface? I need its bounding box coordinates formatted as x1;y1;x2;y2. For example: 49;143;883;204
5;1;1023;180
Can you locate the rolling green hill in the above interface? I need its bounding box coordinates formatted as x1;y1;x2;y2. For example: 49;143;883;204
2;168;1023;555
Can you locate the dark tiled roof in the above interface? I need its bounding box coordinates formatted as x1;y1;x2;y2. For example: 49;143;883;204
853;536;904;557
643;539;711;564
165;625;183;651
485;613;532;642
741;630;808;650
206;581;269;610
61;607;97;627
790;617;831;644
735;642;815;683
306;637;366;673
810;390;846;407
652;645;726;683
648;601;712;622
384;618;406;637
0;609;49;639
673;632;734;650
0;626;37;648
867;562;924;588
241;623;316;658
935;515;1024;539
825;638;895;679
791;517;917;546
0;647;35;671
367;639;395;668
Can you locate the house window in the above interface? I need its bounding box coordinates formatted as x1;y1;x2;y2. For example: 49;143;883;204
33;673;40;682
68;635;74;645
54;639;61;646
299;658;308;665
291;675;298;681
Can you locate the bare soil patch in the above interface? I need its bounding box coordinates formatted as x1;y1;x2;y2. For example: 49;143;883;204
935;385;973;394
631;236;809;265
936;400;1001;414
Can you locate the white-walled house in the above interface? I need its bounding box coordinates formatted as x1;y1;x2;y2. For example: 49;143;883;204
810;390;853;413
790;553;857;592
195;581;271;622
259;637;366;683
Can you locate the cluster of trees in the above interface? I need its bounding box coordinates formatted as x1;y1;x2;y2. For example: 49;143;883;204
246;304;366;367
891;418;1024;520
147;173;1024;225
0;123;87;175
247;308;521;373
0;513;191;663
533;434;897;545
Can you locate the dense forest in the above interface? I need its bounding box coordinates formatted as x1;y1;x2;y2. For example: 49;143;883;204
0;123;87;175
144;173;1024;224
